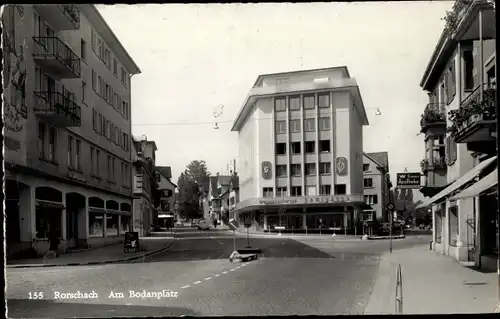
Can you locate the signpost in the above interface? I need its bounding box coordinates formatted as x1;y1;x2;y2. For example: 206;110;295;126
124;232;139;253
244;220;252;248
387;203;395;254
227;219;240;261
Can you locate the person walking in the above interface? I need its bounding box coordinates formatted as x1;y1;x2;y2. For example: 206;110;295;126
45;229;60;258
213;219;217;229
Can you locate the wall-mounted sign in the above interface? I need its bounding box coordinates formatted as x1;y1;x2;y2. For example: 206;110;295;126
396;173;421;189
336;157;348;176
262;161;272;180
236;194;364;210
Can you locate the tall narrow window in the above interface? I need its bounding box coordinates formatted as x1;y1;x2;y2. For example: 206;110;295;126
48;127;56;162
319;117;331;131
82;81;87;104
318;93;330;108
81;39;86;61
75;140;81;170
303;95;315;109
289;96;300;110
274;97;286;112
107;155;112;180
90;147;95;175
38;122;46;158
96;150;101;177
463;49;474;91
68;136;74;168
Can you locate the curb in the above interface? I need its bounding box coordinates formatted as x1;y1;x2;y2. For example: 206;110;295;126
230;230;364;241
7;237;176;269
366;235;406;240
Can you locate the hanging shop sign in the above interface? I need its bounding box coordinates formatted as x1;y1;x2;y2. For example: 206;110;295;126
396;173;421;189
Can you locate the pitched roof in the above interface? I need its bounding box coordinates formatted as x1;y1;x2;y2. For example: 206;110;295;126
156;166;172;179
209;176;218;197
365;152;389;171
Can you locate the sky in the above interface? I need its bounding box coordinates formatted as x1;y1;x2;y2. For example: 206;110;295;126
97;2;453;201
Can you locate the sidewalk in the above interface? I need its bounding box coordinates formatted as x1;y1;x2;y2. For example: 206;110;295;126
6;236;175;268
364;244;498;314
231;229;362;241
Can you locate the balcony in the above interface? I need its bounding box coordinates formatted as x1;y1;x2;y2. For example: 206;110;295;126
420;103;447;136
33;5;80;31
420;157;447;173
448;84;496;146
32;37;81;79
33;91;81;127
450;0;496;41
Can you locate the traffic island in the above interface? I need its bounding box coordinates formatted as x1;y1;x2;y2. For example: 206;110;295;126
229;251;258;262
237;248;262;254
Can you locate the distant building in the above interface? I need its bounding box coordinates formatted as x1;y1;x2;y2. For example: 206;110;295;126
362;152;391;223
155;166;177;227
132;137;158;237
230;66;368;233
228;172;240;220
208;173;232;222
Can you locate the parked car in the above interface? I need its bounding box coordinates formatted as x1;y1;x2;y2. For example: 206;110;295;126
191;219;200;227
197;219;211;230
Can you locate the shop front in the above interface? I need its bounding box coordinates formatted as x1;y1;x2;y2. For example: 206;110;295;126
233;194;364;234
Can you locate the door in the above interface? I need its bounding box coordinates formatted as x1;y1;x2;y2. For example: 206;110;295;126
66;210;78;248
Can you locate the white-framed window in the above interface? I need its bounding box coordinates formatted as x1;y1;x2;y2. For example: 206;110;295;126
275;121;286;134
289;96;300;110
47;126;56;162
364;195;378;205
276;187;287;197
289;119;300;133
276;165;287;177
305;141;315;153
319;117;331;131
319;162;331;175
305;163;316;176
92;69;97;91
303;95;315;109
291;142;301;154
263;187;273;197
320;185;331;195
91;29;97;52
81;81;87;104
290;164;301;176
304;118;315;131
291;186;302;197
318;93;330;108
306;186;317;196
274;97;286;112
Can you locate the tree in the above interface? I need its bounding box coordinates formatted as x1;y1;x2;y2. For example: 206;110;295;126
177;161;211;220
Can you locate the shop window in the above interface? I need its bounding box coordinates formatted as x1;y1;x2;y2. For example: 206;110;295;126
449;206;459;246
435;209;443;243
106;214;119;236
121;215;131;233
89;212;104;237
36;207;62;239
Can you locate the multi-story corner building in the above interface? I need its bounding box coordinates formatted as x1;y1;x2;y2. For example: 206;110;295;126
231;66;368;233
208;173;232;222
132;137;157;237
3;5;140;257
417;0;496;270
362;152;391;223
155;166;177;227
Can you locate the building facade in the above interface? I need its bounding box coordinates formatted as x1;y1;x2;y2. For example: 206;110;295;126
417;0;496;270
132;137;157;237
3;5;140;258
363;152;390;223
231;66;368;233
208;174;232;222
228;172;240;221
155;166;177;227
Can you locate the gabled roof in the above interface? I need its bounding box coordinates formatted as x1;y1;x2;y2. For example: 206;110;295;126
156;166;172;179
365;152;389;171
217;176;232;187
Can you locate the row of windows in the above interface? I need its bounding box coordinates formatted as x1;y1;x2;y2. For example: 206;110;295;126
364;195;378;205
276;140;331;155
91;29;129;88
92;69;130;120
92;109;130;151
37;121;130;186
275;163;331;177
276;117;330;133
262;184;346;197
274;93;331;112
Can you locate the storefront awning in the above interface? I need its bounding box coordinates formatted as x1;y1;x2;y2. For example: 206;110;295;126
450;168;498;201
416;156;497;209
158;214;174;218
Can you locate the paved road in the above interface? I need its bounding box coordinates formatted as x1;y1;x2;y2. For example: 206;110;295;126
6;226;432;317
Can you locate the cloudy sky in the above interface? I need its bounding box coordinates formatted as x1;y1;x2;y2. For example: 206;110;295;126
97;2;453;200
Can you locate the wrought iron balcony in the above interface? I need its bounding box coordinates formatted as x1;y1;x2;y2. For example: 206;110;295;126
448;83;496;143
33;4;80;30
421;157;447;173
33;91;81;127
33;36;81;79
420;103;447;134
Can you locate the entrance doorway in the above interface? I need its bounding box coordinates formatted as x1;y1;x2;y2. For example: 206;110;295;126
66;192;86;249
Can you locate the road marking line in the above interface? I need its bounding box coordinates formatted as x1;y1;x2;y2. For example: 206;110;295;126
204;277;212;280
230;268;236;271
181;285;190;289
222;271;228;274
215;274;220;277
193;281;202;284
236;266;241;269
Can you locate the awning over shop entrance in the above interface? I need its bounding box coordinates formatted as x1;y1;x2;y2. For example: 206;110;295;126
450;168;498;201
416;156;497;209
158;214;174;218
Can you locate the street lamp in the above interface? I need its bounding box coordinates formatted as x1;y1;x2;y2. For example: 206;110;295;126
213;104;224;130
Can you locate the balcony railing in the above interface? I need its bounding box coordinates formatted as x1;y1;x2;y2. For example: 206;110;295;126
33;36;81;78
33;91;81;127
33;4;80;30
420;103;447;133
448;83;496;139
421;157;447;172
